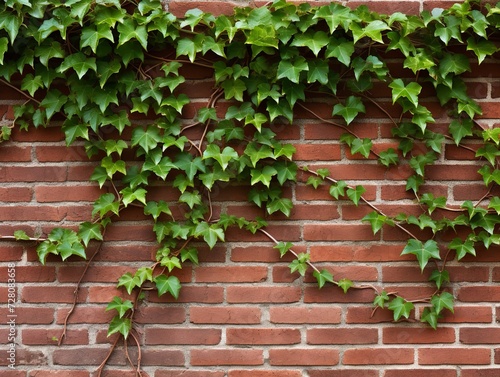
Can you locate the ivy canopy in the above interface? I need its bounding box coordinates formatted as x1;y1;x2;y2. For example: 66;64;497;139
1;0;500;346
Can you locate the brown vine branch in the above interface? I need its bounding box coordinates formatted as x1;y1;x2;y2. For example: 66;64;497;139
0;78;41;105
58;234;106;346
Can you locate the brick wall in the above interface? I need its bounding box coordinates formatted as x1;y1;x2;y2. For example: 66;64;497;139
1;1;500;376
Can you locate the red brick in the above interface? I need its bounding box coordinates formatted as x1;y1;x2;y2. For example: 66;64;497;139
0;205;67;221
347;306;399;324
149;286;224;303
0;265;55;282
168;0;239;16
308;371;378;377
145;328;221;345
270;306;342;324
460;327;500;344
22;328;88;345
343;348;414;365
0;145;31;162
418;348;491;365
383;326;455;344
194;266;268;283
383;266;488;283
458;286;500;302
461;369;500;377
227;328;300;345
307;328;378;344
303;224;379;241
57;305;113;324
227;286;301;303
0;166;68;181
294;143;341;161
22;286;87;303
384;370;457;377
190;306;261;324
304;285;375;303
135;306;185;324
58;265;141;283
191;349;263;366
35;185;102;202
156;371;224;377
0;347;46;366
231;246;295;263
0;187;33;202
27;371;90;377
269;348;339;366
304;265;378;282
134;349;185;366
0;245;24;261
0;306;54;324
35;145;92;162
310;244;412;262
229;371;302;377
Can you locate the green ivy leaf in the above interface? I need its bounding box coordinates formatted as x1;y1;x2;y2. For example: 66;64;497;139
108;316;132;339
329;180;347;200
332;96;365;125
106;296;133;318
289;253;310;276
325;37;354;66
389;79;421;108
388;296;414;321
362;211;393;234
373;290;389;308
117;272;138;295
120;187;147;207
420;307;438;329
428;269;450;290
274;241;294;257
313;269;334;289
154;274;181;299
337;278;353;293
78;222;103;247
277;56;308;84
401;239;441;272
194;222;225;249
291;30;329;56
431;292;454;315
57;52;97;79
117;18;148;50
346;185;366;206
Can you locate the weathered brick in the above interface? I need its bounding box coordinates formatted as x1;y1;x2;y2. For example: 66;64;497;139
418;348;491;365
227;328;301;345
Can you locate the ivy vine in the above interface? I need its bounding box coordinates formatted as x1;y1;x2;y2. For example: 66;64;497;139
1;0;500;373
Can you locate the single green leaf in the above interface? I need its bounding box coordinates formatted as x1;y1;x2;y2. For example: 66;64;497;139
428;269;450;290
431;292;454;315
106;296;133;318
401;239;441;272
373;290;389;308
388;296;414;321
337;278;353;293
108;316;132;339
154;274;181;299
313;269;334;289
332;96;365;125
117;272;138;295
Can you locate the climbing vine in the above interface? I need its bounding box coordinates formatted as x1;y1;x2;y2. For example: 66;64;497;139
1;0;500;373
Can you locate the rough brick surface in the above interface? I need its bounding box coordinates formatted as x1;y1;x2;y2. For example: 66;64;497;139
0;0;499;376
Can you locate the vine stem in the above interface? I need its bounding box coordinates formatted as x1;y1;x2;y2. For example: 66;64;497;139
0;78;41;105
296;102;381;158
305;167;419;241
257;228;320;274
58;233;106;346
96;335;121;377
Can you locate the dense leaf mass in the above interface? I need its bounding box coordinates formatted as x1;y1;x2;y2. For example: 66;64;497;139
1;0;500;345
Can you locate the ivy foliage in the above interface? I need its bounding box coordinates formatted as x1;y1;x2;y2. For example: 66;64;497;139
1;0;500;338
